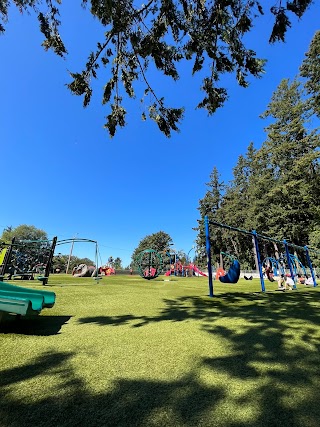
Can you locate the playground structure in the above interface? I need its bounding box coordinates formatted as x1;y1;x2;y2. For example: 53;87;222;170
165;262;208;277
68;262;115;277
136;249;163;279
262;255;306;280
0;237;57;285
163;246;208;277
55;238;101;279
0;281;56;319
134;247;208;280
204;216;318;297
99;256;116;276
72;264;97;277
56;238;120;280
99;266;116;276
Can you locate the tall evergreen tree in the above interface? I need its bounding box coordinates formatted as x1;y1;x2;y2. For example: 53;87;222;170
300;31;320;240
300;31;320;119
218;144;263;268
223;144;257;230
195;166;224;266
194;41;320;266
259;78;320;244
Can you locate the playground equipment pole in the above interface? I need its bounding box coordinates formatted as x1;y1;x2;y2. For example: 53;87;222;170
204;216;214;297
252;230;265;292
203;216;320;293
187;246;195;263
304;246;317;287
0;237;15;278
66;234;77;274
168;243;175;276
94;242;100;280
173;249;177;276
43;237;57;285
284;239;296;289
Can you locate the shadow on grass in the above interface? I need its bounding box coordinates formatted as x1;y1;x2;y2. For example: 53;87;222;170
78;291;320;329
0;351;75;387
0;315;72;336
1;334;320;426
0;351;224;427
2;292;320;426
75;292;320;426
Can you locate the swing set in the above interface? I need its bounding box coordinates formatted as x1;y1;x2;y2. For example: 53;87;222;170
262;253;309;281
204;216;318;297
217;252;241;284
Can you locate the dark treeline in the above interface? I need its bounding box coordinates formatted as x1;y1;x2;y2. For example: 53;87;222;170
195;31;320;270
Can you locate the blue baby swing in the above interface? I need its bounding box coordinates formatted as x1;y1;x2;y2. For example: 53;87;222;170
219;252;241;284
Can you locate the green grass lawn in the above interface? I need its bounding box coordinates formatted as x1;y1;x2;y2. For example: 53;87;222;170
1;274;320;427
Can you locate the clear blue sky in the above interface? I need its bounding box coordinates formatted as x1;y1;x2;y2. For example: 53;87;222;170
1;3;319;267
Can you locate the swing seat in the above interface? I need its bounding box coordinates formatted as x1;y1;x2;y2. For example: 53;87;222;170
244;275;253;280
219;260;240;284
266;271;275;282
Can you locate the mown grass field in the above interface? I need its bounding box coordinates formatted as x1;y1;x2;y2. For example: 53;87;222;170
1;274;320;427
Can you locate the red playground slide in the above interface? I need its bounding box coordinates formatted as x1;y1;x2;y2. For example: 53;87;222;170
191;264;208;276
165;264;208;277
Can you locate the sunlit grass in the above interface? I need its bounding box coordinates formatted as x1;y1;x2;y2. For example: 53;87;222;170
1;274;320;426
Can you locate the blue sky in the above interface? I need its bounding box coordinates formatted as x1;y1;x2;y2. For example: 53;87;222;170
1;3;319;267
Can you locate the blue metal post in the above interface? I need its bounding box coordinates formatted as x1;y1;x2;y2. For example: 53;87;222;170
273;261;278;276
284;240;296;289
174;252;177;276
252;230;265;292
205;216;214;297
304;246;317;287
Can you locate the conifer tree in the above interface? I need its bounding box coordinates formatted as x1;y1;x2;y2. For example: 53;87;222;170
219;144;264;268
259;78;320;244
195;166;224;266
300;30;320;119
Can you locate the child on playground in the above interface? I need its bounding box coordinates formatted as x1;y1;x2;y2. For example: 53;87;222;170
277;274;294;291
265;266;274;281
305;276;314;286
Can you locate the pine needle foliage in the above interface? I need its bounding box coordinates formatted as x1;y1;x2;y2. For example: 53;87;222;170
195;37;320;267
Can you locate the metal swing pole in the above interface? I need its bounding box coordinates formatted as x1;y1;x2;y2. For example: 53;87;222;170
283;239;296;289
205;216;214;297
43;237;57;285
66;235;77;274
94;242;100;280
252;230;265;293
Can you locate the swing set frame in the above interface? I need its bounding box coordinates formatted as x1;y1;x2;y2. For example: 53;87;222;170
204;216;318;297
